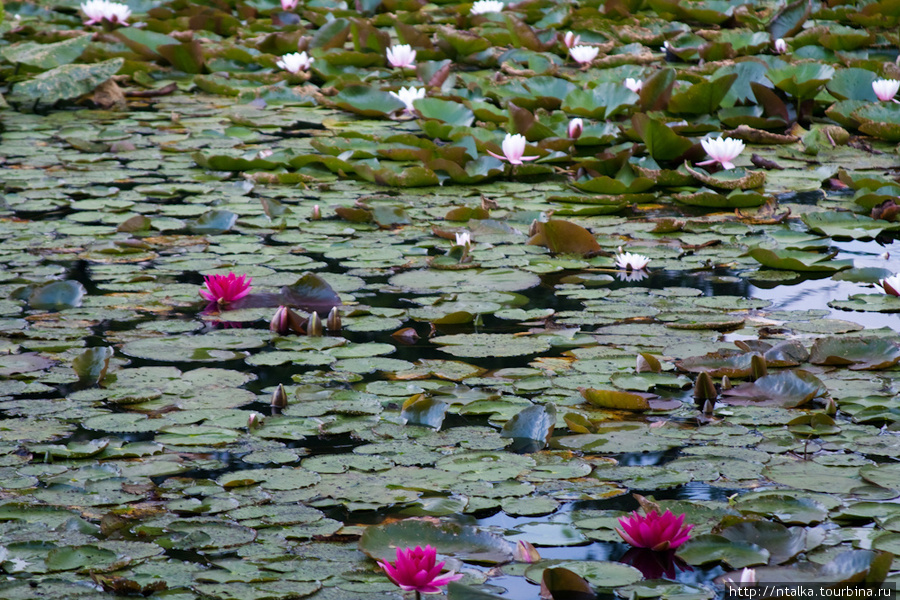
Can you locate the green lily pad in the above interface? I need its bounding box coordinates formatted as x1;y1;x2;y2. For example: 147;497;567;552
359;519;513;564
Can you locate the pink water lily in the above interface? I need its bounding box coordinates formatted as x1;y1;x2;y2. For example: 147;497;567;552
378;545;463;594
563;31;580;49
624;78;643;93
199;273;252;306
280;0;298;9
386;44;416;68
879;274;900;296
616;510;694;552
873;79;900;102
697;136;745;170
487;133;539;165
81;0;131;25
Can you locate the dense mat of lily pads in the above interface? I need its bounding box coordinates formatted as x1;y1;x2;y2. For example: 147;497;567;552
2;0;900;598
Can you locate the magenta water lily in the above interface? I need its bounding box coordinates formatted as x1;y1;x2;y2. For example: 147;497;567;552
379;545;463;595
199;273;252;306
616;510;694;551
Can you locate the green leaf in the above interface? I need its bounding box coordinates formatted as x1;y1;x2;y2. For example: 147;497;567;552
333;85;405;117
8;58;124;106
527;220;601;255
359;519;513;564
1;36;91;69
416;98;475;127
632;113;694;161
501;403;556;445
668;74;737;115
676;534;770;568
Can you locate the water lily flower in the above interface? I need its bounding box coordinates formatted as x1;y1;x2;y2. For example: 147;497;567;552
487;133;540;165
455;231;472;247
277;51;313;73
725;568;758;587
281;0;298;8
470;0;504;14
389;86;425;112
615;249;650;271
563;31;580;49
774;38;787;54
199;272;252;306
514;540;541;563
697;136;745;170
616;509;694;551
570;45;599;65
873;79;900;102
81;0;131;25
624;78;643;93
386;44;416;68
568;118;583;140
879;274;900;296
378;545;463;594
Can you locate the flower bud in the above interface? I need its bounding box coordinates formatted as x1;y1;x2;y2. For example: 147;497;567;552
721;375;732;390
327;306;341;332
514;540;541;563
750;353;767;381
271;383;288;408
702;400;715;415
311;204;321;220
307;311;323;336
563;31;580;49
693;372;717;401
568;118;583;140
248;413;263;430
774;38;787;54
270;306;290;335
824;397;838;416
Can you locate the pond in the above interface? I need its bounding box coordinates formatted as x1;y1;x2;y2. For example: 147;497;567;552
1;0;900;599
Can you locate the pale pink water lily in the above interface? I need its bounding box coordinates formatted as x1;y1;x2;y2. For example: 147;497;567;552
199;272;252;305
568;118;583;140
774;38;787;54
616;510;694;551
563;31;580;49
470;0;504;14
455;231;472;247
570;45;599;64
725;568;758;587
879;274;900;296
615;250;650;271
872;79;900;102
276;51;313;73
386;44;416;68
280;0;299;9
697;136;745;170
514;540;541;563
624;78;643;93
389;86;425;112
81;0;131;25
487;133;540;165
378;545;463;594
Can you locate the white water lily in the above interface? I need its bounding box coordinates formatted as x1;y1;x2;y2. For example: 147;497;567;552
389;86;425;112
774;38;787;54
487;133;540;165
873;79;900;102
81;0;131;25
386;44;416;68
470;0;504;14
455;231;472;246
276;51;313;73
697;136;745;170
615;250;650;271
563;31;580;49
880;274;900;296
624;78;643;93
570;45;599;64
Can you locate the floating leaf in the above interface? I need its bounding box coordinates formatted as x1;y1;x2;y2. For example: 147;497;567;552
359;519;513;564
808;337;900;370
527;220;601;255
9;58;124;107
501;403;556;445
72;347;114;386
